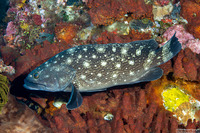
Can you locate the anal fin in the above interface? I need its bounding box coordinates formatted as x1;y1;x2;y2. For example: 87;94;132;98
137;67;163;82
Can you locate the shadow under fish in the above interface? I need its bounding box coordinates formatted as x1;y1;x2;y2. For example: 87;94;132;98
23;33;181;110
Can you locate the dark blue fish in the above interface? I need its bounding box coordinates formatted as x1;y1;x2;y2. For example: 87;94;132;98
24;34;181;109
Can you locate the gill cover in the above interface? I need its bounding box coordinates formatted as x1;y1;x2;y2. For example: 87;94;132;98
24;62;76;92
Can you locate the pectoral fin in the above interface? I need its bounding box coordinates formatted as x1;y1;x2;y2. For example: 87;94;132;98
66;84;83;110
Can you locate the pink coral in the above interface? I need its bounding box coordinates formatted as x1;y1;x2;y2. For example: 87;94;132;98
186;39;200;54
163;25;200;54
163;25;194;48
5;21;18;36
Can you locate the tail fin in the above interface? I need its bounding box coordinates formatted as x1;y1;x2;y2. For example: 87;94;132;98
152;33;182;66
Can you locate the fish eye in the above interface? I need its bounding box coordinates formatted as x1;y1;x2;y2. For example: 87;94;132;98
33;72;40;79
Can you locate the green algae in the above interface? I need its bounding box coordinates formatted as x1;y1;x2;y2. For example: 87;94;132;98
0;74;9;114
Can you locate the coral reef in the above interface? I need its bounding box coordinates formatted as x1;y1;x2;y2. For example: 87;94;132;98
162;85;200;125
180;0;200;39
54;23;78;44
87;0;153;25
163;24;200;54
0;95;52;133
186;39;200;54
152;2;173;21
155;0;171;6
163;25;194;48
1;0;200;132
4;0;88;54
47;88;181;132
173;48;200;81
0;74;9;114
129;18;153;32
147;76;200;125
0;59;15;75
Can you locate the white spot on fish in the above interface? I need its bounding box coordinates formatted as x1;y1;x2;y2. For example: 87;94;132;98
128;60;135;65
163;52;173;62
112;47;116;52
55;67;60;71
45;63;50;67
115;63;121;68
136;49;141;56
80;75;86;79
101;61;107;66
92;54;97;59
157;56;161;59
55;55;59;58
130;71;135;75
147;59;151;63
143;51;156;70
97;47;105;53
44;75;49;78
59;77;66;83
97;73;102;77
61;55;64;58
78;55;82;59
144;67;149;70
53;61;57;64
136;46;144;56
83;61;90;68
68;47;76;53
112;73;118;79
162;43;172;62
83;48;87;52
121;47;129;55
66;58;72;64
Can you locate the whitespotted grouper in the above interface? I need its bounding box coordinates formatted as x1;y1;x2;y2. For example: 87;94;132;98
24;34;181;109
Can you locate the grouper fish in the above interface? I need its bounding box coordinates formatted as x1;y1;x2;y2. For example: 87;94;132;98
24;34;181;110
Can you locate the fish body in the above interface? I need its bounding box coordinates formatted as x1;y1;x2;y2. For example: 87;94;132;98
24;34;181;109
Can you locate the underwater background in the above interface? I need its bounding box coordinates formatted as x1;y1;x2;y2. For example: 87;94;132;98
0;0;200;132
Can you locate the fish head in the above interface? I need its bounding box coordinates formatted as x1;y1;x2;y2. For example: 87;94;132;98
24;61;76;92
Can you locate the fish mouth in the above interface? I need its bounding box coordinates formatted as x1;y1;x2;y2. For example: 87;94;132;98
23;79;46;91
